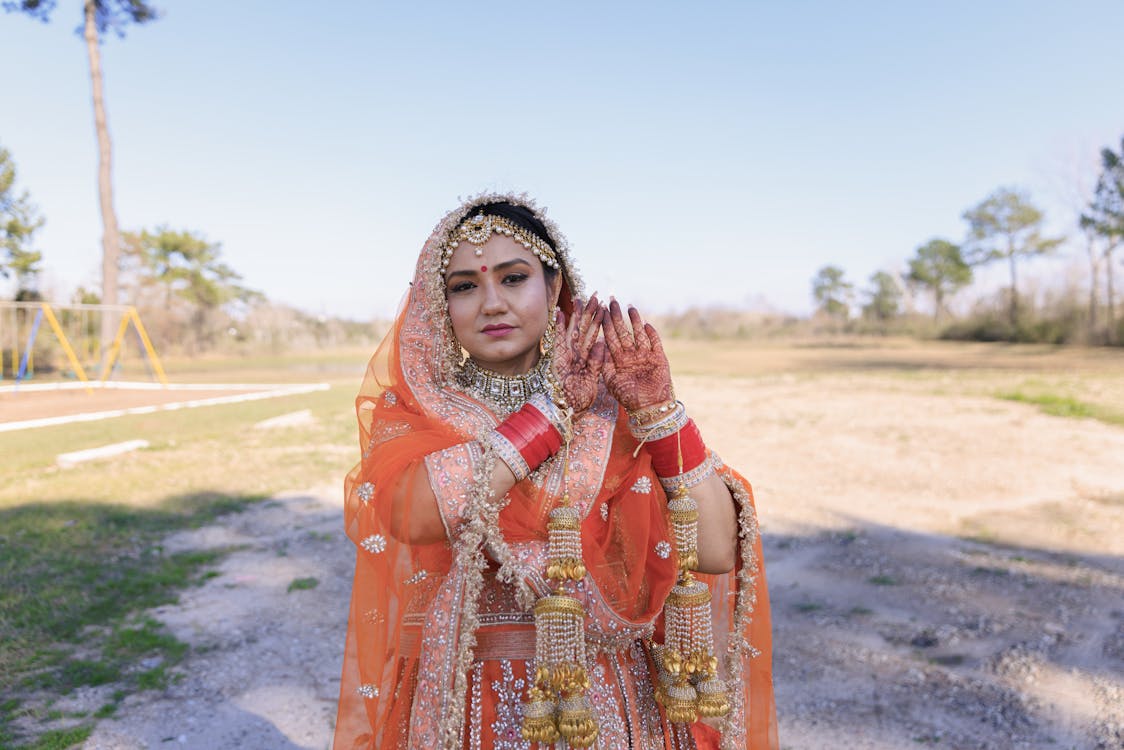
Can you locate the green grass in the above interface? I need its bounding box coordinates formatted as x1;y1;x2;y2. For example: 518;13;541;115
0;372;361;748
0;496;240;747
287;576;319;593
997;390;1124;426
970;565;1010;577
867;574;899;586
0;384;355;482
17;725;93;750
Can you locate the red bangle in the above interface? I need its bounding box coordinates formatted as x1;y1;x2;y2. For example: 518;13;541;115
495;401;562;470
646;419;707;477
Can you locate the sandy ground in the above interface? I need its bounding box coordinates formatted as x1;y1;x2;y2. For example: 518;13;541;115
76;373;1124;750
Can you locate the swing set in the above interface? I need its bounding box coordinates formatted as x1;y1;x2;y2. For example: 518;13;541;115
0;302;168;389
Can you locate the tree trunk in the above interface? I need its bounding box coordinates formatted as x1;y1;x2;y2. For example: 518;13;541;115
1086;234;1099;342
933;288;943;322
85;1;123;356
1107;244;1118;345
1007;241;1019;332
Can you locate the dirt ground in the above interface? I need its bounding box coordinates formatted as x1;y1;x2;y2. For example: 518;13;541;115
0;386;277;424
77;370;1124;750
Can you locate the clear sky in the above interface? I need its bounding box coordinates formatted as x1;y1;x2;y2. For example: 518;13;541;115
2;1;1122;319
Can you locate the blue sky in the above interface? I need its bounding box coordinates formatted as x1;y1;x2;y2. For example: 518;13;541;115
2;1;1122;319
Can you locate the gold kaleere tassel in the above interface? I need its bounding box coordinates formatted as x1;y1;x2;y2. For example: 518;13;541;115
522;448;598;748
520;680;559;745
655;436;732;725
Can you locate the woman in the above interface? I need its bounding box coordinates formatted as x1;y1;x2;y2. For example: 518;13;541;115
333;193;776;750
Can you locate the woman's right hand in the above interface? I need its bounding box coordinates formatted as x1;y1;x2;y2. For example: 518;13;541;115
551;294;606;413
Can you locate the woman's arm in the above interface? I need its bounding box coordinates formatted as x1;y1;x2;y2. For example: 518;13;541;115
390;451;517;545
691;472;738;574
601;299;739;574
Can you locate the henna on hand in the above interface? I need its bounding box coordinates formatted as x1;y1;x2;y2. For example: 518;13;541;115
551;294;606;413
601;298;673;414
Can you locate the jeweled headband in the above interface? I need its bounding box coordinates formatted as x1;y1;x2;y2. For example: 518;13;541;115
438;213;561;274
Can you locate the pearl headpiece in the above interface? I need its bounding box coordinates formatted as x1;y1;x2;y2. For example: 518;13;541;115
439;213;561;274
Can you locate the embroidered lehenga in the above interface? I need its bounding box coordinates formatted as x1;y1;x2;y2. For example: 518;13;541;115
333;195;777;750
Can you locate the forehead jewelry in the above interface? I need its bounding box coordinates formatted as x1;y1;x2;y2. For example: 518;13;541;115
439;213;560;274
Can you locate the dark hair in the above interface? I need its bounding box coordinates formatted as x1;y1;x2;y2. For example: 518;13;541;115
462;202;560;279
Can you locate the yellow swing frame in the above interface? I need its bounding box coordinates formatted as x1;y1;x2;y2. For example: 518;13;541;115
0;302;168;390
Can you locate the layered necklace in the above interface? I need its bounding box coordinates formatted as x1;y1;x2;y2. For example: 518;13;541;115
458;356;551;417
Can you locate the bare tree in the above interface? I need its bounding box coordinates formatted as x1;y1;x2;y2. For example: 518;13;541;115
5;0;159;350
1038;140;1105;341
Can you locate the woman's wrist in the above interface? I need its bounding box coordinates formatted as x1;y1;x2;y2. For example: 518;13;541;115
629;400;714;487
657;453;716;493
487;393;570;482
627;398;678;426
628;400;689;443
644;417;707;476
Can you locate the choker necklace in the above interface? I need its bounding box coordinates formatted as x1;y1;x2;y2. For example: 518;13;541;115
459;357;550;416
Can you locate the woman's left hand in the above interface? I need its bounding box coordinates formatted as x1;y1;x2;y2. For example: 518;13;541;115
551;294;606;413
601;299;674;413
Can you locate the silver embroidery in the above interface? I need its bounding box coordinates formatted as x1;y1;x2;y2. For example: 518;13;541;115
368;420;411;451
629;641;665;747
384;390;398;405
361;534;387;554
655;540;672;559
600;502;610;521
357;683;379;699
490;659;530;750
588;660;628;750
404;569;429;585
356;481;375;503
469;661;484;750
631;475;653;494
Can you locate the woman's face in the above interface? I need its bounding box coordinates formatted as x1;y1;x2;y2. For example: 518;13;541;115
444;233;560;375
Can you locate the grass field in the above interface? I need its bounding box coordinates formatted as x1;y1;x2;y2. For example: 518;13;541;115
0;353;364;748
1;338;1122;748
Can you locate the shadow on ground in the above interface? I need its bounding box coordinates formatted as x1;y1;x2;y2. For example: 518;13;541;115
6;488;1124;750
765;520;1124;750
0;490;298;749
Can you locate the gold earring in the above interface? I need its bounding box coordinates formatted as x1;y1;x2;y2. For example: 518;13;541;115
540;305;560;357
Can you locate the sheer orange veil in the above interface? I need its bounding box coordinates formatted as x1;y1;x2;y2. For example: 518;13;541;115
333;193;776;750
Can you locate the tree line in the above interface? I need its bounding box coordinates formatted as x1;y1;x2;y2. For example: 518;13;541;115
812;136;1124;345
1;144;370;359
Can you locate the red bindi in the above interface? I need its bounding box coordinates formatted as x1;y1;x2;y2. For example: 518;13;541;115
480;265;488;272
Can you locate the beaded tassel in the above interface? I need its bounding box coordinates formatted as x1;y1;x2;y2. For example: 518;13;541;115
655;475;731;724
522;454;598;748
